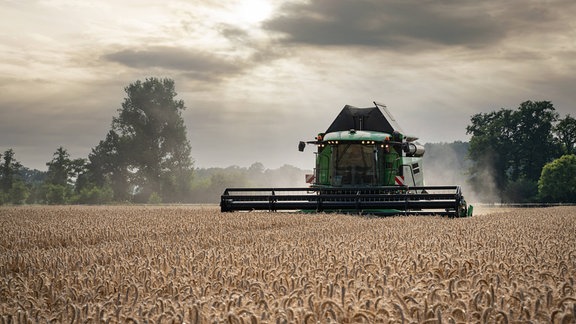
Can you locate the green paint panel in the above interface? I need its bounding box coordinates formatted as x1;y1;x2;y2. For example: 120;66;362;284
317;145;331;185
381;151;401;186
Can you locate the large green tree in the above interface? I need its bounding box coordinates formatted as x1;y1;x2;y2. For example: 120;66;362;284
514;101;559;182
466;101;560;202
89;78;193;202
538;154;576;203
46;147;71;187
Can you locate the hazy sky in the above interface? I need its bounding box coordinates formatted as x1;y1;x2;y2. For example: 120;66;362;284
1;0;575;171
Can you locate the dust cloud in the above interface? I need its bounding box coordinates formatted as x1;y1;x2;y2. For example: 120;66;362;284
422;143;499;204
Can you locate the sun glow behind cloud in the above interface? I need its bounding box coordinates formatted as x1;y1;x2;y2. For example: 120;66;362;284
232;0;274;25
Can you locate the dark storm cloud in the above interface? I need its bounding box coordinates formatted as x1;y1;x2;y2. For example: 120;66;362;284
262;0;567;50
102;46;245;82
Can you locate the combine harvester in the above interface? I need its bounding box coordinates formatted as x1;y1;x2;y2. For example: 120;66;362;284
221;102;472;217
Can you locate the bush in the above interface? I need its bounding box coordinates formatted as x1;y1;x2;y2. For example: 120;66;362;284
77;185;114;204
45;184;67;205
148;192;162;204
538;154;576;203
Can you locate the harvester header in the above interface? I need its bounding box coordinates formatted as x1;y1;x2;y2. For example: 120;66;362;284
221;102;471;217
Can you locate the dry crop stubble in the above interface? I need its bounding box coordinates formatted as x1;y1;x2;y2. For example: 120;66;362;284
0;205;575;323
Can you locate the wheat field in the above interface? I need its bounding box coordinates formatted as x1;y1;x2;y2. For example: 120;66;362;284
1;205;575;323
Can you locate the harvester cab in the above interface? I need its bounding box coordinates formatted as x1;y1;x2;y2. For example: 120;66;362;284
300;102;425;188
221;102;472;217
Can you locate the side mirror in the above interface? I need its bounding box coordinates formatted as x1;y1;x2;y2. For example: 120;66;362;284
298;141;306;152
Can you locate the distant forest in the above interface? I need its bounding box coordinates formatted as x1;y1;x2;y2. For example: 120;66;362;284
1;78;575;204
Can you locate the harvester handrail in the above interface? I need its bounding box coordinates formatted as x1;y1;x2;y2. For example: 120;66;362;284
222;185;462;192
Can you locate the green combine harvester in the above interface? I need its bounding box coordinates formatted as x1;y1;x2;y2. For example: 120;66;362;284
221;102;472;217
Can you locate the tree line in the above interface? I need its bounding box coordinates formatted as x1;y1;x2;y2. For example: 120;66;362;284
466;100;576;203
0;146;311;205
1;79;575;205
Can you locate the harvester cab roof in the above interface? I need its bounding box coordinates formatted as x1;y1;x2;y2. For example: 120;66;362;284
300;102;420;153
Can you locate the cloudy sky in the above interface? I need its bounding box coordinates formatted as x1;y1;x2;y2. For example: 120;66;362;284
1;0;575;171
